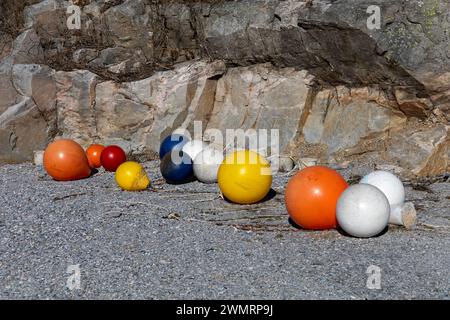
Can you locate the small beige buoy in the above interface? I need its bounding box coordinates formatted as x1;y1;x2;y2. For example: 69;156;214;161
269;156;295;173
33;150;44;166
299;158;318;168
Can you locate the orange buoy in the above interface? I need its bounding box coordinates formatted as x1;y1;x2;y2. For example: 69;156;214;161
86;144;105;169
43;139;91;181
285;166;348;230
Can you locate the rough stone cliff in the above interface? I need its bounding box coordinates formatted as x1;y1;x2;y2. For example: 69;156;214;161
0;0;448;177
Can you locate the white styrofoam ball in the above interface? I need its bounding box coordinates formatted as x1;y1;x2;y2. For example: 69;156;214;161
193;147;224;183
336;184;390;238
181;140;208;162
360;170;405;207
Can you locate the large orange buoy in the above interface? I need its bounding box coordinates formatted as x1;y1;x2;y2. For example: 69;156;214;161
285;166;348;230
43;139;91;181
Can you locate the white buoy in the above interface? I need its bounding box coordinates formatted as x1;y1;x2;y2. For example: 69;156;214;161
181;140;208;162
193;147;224;183
336;184;390;238
360;170;405;206
360;170;415;228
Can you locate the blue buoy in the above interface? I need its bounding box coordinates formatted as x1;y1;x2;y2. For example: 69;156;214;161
160;151;194;184
159;134;190;159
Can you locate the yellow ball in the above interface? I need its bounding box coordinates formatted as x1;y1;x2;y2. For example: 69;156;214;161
115;161;150;191
218;150;272;204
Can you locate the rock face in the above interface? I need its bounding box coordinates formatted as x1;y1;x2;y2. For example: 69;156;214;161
206;64;312;154
385;124;449;177
0;0;449;176
54;60;226;157
302;86;407;155
0;61;55;163
55;70;98;145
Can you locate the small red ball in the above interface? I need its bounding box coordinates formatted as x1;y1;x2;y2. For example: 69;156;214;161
100;145;126;172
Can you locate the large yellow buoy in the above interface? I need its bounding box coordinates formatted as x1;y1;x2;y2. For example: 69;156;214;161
115;161;150;191
218;150;272;204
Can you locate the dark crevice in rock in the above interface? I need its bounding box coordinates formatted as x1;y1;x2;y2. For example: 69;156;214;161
0;0;39;59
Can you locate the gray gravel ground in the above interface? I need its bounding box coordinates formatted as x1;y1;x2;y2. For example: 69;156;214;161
0;161;449;299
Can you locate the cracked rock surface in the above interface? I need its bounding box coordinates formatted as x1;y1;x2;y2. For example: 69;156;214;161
0;0;449;176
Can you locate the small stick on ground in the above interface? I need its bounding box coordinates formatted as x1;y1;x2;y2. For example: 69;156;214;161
418;223;450;230
53;192;87;201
